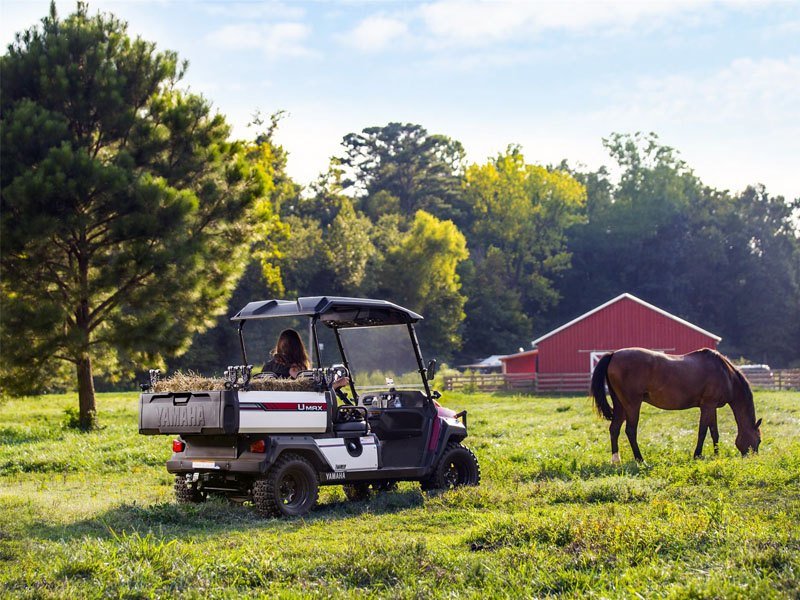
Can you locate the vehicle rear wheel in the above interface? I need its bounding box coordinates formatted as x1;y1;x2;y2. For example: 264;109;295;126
422;442;481;491
174;475;206;504
253;453;319;517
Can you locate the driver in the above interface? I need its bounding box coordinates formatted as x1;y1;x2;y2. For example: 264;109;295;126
263;328;350;390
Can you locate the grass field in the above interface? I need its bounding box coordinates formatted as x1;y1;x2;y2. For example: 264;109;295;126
1;389;798;598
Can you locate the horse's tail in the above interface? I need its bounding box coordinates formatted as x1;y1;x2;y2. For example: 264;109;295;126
591;353;614;421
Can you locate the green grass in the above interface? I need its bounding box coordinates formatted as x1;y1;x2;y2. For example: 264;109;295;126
1;390;798;598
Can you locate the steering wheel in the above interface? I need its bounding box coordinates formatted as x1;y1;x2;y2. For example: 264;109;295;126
330;365;349;381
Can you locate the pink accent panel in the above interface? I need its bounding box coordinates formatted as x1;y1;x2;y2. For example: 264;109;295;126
428;417;442;451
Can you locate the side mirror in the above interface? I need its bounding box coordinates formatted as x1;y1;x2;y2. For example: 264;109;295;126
426;359;437;381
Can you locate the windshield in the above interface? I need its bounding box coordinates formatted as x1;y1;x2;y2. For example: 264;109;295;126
337;324;423;390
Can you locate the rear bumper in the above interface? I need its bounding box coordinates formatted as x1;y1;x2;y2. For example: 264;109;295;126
166;457;267;475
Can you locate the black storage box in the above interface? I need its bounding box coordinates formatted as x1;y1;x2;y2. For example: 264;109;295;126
139;390;239;435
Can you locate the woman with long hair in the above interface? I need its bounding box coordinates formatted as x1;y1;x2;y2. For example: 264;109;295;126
263;329;310;379
263;328;350;391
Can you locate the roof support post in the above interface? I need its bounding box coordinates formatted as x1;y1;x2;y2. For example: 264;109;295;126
407;323;433;400
311;317;321;368
238;321;248;365
333;327;358;401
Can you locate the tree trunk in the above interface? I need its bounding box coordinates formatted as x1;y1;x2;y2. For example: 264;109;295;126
76;353;97;430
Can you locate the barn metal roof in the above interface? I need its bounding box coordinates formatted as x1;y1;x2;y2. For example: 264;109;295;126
460;354;508;369
531;293;722;346
498;349;538;362
231;296;422;327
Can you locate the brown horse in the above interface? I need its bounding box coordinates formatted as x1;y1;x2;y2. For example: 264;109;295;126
591;348;761;463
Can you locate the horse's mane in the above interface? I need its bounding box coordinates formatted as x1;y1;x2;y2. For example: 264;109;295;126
699;348;756;424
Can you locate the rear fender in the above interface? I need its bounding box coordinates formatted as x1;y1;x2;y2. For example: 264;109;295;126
265;437;329;473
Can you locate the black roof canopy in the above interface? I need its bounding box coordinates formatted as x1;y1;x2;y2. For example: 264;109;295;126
231;296;423;327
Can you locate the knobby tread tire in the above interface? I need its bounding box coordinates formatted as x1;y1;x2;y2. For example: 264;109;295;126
253;452;319;518
174;475;205;504
421;442;481;491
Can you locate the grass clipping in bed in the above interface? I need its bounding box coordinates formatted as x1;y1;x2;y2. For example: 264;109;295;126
152;371;319;393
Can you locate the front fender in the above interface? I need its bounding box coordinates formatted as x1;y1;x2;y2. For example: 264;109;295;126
428;415;469;465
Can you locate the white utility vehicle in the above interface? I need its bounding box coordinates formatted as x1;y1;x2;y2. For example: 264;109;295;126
139;297;480;517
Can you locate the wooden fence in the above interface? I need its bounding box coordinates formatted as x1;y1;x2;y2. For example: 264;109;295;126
443;369;800;394
442;372;589;393
741;369;800;391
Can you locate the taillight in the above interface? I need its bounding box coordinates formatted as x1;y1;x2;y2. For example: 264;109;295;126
249;439;266;453
172;439;185;453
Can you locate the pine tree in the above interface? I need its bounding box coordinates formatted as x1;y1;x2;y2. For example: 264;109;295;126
1;3;282;427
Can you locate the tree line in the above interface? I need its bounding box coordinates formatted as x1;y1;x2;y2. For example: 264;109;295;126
2;5;799;428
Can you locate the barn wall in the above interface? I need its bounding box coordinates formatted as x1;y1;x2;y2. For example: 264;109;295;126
502;353;537;374
538;297;718;374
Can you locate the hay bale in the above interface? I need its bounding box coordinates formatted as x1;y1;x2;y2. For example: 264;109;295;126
151;371;320;393
247;378;319;392
152;371;227;392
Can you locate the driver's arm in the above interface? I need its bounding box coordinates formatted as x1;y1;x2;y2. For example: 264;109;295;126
332;376;350;390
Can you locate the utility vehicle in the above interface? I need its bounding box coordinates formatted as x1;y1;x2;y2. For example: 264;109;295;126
139;296;480;517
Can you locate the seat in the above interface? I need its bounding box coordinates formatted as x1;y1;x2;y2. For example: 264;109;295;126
332;404;369;437
333;420;368;436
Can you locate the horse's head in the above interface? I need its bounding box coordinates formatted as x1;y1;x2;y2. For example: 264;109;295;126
735;417;762;456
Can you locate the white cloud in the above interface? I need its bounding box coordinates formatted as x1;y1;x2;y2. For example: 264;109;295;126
203;2;306;21
585;55;800;196
207;21;313;58
416;0;783;47
344;15;409;52
603;56;800;125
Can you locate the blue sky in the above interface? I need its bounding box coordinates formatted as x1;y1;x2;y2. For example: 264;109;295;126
2;0;799;198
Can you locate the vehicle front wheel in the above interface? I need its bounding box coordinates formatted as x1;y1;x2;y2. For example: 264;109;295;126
174;475;206;504
253;453;319;517
422;443;481;491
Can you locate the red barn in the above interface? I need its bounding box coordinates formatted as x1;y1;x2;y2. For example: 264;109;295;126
500;293;721;391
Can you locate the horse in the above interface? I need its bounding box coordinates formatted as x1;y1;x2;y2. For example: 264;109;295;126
591;347;761;463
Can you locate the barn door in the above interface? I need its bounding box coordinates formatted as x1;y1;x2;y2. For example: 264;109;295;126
590;351;608;373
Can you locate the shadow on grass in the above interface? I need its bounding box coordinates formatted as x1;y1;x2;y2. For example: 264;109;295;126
523;459;647;482
28;489;426;543
0;426;61;446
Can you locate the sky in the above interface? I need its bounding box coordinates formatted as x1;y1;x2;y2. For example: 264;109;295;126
2;0;799;199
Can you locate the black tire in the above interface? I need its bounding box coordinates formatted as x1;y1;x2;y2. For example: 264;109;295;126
253;453;319;517
174;475;206;504
342;483;371;501
422;442;481;491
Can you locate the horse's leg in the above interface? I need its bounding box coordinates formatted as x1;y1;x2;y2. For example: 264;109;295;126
624;401;644;463
610;409;625;464
709;409;720;455
694;405;714;458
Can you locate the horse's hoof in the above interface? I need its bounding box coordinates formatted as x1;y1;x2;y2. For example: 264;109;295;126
693;454;703;460
611;453;621;464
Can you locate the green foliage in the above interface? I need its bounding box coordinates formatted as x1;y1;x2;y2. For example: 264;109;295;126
340;122;468;224
460;249;532;356
0;5;286;417
552;133;800;367
461;147;586;355
374;211;469;357
0;390;798;597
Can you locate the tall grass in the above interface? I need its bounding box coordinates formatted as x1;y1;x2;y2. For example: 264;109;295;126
1;390;798;598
